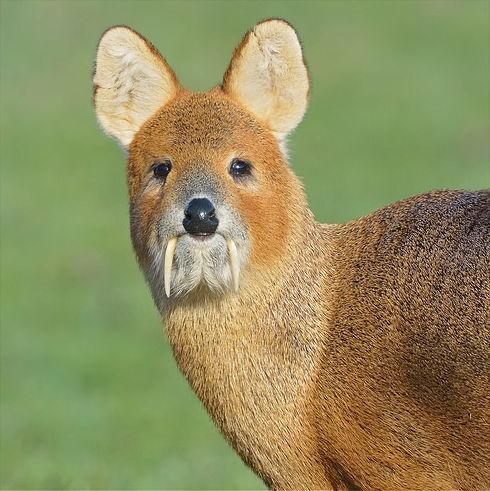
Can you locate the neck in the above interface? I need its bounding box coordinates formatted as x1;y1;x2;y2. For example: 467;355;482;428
161;210;336;488
163;209;326;365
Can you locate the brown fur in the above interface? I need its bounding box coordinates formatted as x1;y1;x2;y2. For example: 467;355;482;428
93;21;490;491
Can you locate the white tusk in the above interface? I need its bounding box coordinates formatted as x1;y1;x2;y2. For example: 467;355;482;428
164;237;177;298
226;238;240;292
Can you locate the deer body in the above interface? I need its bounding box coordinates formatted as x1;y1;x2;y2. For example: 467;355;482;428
93;20;489;490
165;190;490;491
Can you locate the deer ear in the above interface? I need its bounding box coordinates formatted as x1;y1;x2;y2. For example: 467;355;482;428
93;26;180;148
223;19;309;140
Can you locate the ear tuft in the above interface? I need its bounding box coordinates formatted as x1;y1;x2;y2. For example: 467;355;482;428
223;19;310;140
93;26;180;148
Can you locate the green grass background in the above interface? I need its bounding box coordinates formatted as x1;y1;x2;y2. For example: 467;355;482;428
1;0;488;489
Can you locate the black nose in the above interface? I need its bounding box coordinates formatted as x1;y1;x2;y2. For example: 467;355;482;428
183;198;219;236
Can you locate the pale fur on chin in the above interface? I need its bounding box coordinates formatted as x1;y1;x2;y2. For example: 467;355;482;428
172;235;233;296
145;234;249;312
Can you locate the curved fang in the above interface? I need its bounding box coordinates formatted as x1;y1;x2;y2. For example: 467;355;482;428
226;238;240;292
164;237;177;297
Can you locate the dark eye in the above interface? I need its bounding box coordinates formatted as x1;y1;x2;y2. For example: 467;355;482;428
152;159;172;179
230;159;252;178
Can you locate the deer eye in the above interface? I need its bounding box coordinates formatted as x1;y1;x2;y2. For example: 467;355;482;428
152;159;172;179
230;159;252;178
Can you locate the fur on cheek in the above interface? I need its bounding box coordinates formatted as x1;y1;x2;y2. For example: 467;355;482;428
239;181;291;267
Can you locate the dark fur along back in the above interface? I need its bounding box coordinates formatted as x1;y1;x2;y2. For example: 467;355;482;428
318;190;490;491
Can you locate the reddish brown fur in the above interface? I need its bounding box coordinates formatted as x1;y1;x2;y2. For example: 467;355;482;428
94;23;490;491
129;89;303;270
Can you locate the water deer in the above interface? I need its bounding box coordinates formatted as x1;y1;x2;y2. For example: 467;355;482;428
93;19;489;491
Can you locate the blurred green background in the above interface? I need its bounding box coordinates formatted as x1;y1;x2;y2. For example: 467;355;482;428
1;0;488;489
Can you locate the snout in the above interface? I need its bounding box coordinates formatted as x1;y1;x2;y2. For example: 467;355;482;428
155;194;248;297
183;198;219;236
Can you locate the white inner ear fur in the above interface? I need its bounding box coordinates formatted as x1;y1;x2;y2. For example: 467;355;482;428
93;27;179;148
223;20;309;141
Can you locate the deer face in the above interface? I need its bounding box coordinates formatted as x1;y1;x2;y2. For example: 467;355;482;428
93;21;309;303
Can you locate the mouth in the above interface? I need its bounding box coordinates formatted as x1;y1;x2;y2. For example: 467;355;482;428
164;234;240;297
188;233;214;241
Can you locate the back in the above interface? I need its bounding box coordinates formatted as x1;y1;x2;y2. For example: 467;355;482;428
317;190;490;490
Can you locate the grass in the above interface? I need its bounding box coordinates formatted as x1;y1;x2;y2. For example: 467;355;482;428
1;0;488;489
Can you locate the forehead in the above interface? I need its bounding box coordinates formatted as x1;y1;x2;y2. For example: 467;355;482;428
135;90;266;154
